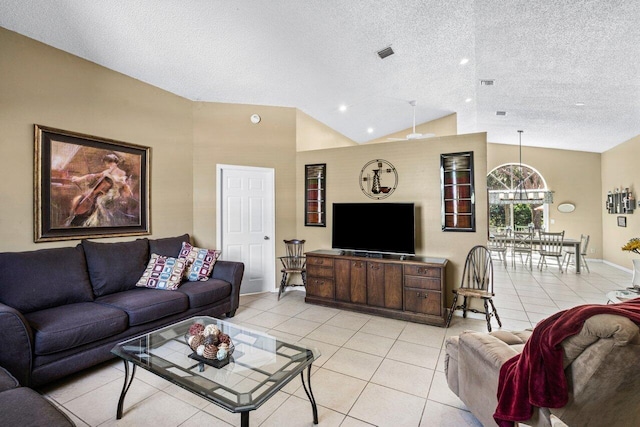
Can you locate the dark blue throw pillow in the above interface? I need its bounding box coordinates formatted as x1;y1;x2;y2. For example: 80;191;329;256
82;238;149;297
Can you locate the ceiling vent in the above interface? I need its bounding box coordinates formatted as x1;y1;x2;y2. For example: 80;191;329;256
377;46;394;59
496;111;507;116
480;79;495;86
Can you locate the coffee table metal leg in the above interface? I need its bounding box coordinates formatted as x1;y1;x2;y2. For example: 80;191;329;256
117;361;137;419
241;411;249;427
300;364;318;424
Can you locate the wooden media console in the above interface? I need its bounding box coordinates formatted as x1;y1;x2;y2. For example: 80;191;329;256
305;250;448;326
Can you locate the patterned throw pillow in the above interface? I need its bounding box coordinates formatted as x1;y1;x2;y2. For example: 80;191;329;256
178;242;221;281
136;254;189;290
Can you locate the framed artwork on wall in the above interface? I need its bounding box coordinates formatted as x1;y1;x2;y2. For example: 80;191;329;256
34;125;150;242
618;216;627;227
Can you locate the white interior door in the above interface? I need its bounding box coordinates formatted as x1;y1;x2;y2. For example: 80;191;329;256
217;164;275;295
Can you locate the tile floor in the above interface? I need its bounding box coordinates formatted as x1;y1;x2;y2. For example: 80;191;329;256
40;260;633;426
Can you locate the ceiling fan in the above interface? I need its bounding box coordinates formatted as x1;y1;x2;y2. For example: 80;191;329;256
387;100;436;141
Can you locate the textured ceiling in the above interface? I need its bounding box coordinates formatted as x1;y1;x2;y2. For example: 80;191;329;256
1;0;639;152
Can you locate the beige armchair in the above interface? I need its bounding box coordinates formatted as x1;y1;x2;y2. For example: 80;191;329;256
445;314;640;426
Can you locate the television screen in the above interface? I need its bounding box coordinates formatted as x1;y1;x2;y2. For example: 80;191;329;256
332;203;416;255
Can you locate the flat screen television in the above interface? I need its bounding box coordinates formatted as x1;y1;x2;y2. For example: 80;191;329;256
332;203;416;256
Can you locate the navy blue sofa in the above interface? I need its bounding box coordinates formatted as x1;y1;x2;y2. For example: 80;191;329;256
0;366;74;426
0;234;244;388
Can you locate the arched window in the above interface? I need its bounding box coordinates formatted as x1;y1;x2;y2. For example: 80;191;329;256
487;163;552;232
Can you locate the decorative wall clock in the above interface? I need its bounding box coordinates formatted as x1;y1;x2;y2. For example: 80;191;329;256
359;159;398;199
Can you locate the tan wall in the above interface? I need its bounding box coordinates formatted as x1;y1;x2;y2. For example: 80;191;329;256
192;102;298;289
296;133;489;302
296;110;358;151
487;143;603;260
0;27;194;252
601;134;640;269
365;113;458;145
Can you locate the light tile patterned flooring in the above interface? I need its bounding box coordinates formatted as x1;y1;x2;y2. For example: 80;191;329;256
40;260;633;426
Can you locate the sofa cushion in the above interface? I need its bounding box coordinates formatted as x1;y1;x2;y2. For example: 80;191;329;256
149;234;190;258
136;254;189;291
82;238;149;297
96;288;188;326
24;302;128;355
0;387;75;426
0;245;94;313
0;367;19;392
176;278;232;308
178;242;221;281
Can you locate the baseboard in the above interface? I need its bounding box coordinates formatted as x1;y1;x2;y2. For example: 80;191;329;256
603;259;633;274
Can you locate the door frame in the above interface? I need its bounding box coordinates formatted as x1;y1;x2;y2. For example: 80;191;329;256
216;164;276;293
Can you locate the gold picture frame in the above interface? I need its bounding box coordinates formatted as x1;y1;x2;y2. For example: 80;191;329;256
34;125;150;242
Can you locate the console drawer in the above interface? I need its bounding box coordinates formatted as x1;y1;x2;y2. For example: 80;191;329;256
307;256;334;267
307;264;334;278
404;288;442;316
403;265;441;278
306;277;335;299
404;275;441;290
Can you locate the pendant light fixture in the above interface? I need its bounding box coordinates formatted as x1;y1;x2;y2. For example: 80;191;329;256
489;130;554;205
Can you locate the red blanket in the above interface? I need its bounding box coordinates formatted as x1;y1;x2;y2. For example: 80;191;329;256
494;299;640;426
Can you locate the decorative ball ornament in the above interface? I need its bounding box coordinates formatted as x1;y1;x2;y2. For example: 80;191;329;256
186;321;234;361
359;159;398;199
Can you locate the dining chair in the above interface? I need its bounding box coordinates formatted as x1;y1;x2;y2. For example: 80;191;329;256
511;229;533;269
537;230;565;273
445;245;501;332
562;234;590;273
487;230;510;267
278;239;307;300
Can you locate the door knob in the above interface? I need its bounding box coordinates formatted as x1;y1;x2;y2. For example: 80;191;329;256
264;236;270;240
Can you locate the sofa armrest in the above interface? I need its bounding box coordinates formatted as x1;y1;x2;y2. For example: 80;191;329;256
458;332;522;427
211;261;245;317
552;314;640;425
0;303;34;386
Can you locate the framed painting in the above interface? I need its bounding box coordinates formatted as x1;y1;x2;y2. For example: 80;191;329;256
617;216;627;228
34;125;150;242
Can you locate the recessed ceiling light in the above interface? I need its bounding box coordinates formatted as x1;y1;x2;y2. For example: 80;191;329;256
367;128;374;134
460;58;469;65
339;105;347;112
575;102;585;106
465;98;472;103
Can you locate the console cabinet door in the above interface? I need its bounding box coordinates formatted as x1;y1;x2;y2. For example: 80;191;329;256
367;262;402;309
383;263;403;309
350;260;367;304
367;262;385;307
335;259;351;302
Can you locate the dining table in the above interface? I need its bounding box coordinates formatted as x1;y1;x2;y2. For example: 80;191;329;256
490;234;583;274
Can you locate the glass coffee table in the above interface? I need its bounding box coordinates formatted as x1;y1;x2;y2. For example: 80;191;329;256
606;288;640;304
111;316;320;426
